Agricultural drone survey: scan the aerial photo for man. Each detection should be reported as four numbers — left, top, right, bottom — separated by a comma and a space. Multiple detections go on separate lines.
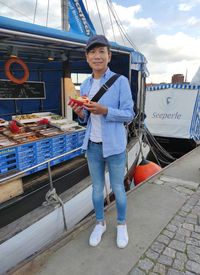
69, 34, 134, 248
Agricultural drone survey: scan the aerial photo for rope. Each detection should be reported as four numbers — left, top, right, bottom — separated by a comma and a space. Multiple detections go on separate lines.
94, 0, 105, 35
33, 0, 38, 23
44, 188, 68, 231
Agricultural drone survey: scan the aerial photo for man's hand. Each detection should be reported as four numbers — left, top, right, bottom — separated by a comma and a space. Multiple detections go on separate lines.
83, 101, 108, 115
68, 101, 84, 119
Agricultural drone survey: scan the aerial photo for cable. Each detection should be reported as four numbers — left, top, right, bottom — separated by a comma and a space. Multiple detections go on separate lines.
108, 0, 139, 51
106, 0, 116, 43
46, 0, 50, 27
0, 0, 33, 21
94, 0, 105, 35
33, 0, 38, 23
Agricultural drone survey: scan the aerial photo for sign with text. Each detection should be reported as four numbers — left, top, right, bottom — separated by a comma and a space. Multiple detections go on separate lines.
0, 80, 46, 99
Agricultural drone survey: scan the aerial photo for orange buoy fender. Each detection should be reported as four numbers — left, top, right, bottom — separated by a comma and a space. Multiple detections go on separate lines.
133, 158, 161, 186
5, 57, 29, 84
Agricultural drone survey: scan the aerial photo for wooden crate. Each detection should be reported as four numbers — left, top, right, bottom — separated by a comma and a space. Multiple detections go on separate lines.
0, 178, 23, 203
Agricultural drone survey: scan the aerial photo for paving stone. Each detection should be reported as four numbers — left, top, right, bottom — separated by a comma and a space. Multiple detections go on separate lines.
187, 245, 200, 255
167, 269, 185, 275
157, 254, 173, 266
166, 224, 178, 232
195, 225, 200, 233
171, 219, 182, 227
177, 228, 191, 237
174, 233, 186, 242
185, 271, 196, 275
178, 210, 188, 217
187, 197, 199, 206
169, 240, 186, 252
175, 186, 194, 195
138, 258, 154, 272
159, 176, 199, 189
151, 242, 165, 254
185, 237, 200, 246
176, 252, 188, 263
174, 215, 186, 223
129, 267, 146, 275
183, 223, 194, 231
191, 232, 200, 240
163, 247, 176, 258
163, 229, 175, 239
173, 259, 184, 271
187, 251, 200, 263
153, 263, 166, 274
182, 204, 194, 213
186, 260, 200, 274
145, 249, 159, 260
185, 216, 198, 225
192, 206, 200, 215
156, 234, 170, 245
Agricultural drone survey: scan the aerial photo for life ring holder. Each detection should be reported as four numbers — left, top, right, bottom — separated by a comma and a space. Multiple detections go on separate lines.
5, 57, 29, 84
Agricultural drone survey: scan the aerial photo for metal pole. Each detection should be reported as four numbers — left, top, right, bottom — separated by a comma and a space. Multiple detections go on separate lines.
61, 0, 69, 31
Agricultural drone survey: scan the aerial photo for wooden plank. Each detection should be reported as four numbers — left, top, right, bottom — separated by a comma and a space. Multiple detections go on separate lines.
0, 178, 23, 203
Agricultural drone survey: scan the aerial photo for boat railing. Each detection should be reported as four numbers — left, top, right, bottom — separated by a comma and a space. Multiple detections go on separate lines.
0, 146, 83, 230
0, 146, 82, 185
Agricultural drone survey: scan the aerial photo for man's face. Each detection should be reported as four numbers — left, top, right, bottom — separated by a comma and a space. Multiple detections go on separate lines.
86, 46, 111, 73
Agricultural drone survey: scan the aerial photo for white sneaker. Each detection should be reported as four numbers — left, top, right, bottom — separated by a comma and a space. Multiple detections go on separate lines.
117, 224, 129, 248
89, 223, 106, 247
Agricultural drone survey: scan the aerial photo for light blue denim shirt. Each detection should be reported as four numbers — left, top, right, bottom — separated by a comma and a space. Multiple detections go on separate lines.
79, 68, 134, 157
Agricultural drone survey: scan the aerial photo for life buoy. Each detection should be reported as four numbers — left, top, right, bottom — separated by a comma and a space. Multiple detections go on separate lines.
5, 57, 29, 84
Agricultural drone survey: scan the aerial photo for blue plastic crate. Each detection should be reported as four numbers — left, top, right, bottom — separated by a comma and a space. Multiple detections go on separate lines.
0, 147, 18, 175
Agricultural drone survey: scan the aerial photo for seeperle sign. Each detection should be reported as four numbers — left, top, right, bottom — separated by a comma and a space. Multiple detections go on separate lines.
145, 87, 200, 140
68, 0, 96, 36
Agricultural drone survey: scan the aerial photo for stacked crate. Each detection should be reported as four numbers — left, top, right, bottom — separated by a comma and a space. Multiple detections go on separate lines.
0, 130, 86, 177
0, 147, 18, 175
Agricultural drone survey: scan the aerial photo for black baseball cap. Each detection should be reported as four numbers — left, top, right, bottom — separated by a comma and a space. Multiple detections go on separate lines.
86, 35, 110, 51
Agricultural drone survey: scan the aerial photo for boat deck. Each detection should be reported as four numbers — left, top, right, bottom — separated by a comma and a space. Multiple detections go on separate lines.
10, 146, 200, 275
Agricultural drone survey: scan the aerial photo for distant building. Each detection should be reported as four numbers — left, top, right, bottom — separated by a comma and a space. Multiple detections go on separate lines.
171, 74, 184, 84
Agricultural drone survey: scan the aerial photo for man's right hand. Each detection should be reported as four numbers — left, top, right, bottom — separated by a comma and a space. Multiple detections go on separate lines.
68, 101, 84, 119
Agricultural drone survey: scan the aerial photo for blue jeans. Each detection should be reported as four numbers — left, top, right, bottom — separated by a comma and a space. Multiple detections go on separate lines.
87, 141, 127, 224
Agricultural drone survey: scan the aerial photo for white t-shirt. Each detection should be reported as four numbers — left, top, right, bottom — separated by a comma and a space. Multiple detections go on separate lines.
88, 79, 102, 142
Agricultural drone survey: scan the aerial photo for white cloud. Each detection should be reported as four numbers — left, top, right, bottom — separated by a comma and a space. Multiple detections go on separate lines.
178, 3, 194, 11
186, 16, 200, 27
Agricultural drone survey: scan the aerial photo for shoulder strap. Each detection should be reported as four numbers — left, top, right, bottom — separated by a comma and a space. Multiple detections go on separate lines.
91, 74, 120, 102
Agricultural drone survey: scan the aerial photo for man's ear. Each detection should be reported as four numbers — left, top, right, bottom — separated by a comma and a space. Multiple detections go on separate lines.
108, 51, 112, 63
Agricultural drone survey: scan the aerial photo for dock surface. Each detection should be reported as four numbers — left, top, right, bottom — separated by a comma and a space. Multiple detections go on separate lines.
12, 147, 200, 275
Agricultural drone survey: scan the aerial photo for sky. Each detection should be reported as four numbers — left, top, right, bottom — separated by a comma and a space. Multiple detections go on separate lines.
0, 0, 199, 83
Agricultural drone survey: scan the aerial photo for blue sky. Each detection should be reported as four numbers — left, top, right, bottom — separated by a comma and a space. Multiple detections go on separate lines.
0, 0, 199, 83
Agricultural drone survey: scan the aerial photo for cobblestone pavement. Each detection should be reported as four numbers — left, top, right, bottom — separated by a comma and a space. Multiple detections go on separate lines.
129, 175, 200, 275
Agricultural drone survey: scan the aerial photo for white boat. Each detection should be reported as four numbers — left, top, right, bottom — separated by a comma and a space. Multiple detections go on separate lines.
145, 77, 200, 166
0, 1, 148, 273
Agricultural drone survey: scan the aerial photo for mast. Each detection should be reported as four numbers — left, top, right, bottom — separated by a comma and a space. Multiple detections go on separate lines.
61, 0, 69, 31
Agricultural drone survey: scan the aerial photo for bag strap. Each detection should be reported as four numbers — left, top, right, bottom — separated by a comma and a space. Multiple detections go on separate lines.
91, 74, 120, 102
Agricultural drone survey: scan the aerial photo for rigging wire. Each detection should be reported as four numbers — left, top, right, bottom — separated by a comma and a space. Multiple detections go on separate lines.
106, 0, 116, 44
46, 0, 50, 27
33, 0, 38, 24
0, 0, 33, 21
108, 0, 139, 51
106, 0, 126, 46
94, 0, 105, 36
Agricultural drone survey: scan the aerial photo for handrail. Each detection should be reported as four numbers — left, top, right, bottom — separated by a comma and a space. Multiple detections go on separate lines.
0, 146, 82, 185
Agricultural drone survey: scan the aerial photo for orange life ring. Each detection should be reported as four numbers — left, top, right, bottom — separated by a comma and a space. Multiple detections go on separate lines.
5, 57, 29, 84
